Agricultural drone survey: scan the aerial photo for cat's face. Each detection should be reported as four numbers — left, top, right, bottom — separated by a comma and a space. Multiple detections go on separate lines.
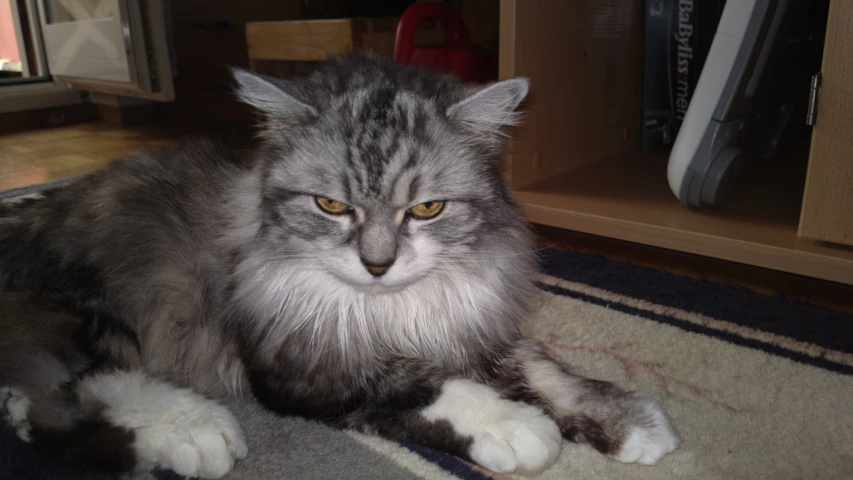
233, 54, 530, 292
261, 121, 504, 291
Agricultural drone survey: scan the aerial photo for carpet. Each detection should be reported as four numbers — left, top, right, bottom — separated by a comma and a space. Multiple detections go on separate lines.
2, 180, 852, 480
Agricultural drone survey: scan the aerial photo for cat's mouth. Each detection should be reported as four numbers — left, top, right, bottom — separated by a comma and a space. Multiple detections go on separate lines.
328, 268, 424, 294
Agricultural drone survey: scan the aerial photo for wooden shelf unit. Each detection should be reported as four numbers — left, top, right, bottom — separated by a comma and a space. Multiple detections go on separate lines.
499, 0, 853, 285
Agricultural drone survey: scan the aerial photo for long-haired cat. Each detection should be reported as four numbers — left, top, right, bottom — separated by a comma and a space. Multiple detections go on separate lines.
0, 53, 678, 478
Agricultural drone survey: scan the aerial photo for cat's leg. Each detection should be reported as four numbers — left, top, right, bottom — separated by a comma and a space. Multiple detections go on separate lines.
10, 370, 247, 479
329, 360, 562, 474
490, 339, 679, 465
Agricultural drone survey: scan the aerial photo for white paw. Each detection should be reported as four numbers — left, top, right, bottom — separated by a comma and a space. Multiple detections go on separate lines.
78, 372, 248, 479
614, 397, 679, 465
422, 379, 561, 474
1, 386, 32, 442
469, 410, 562, 473
133, 411, 248, 479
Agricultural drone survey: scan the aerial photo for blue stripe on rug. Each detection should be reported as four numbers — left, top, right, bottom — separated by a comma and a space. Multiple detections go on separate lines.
537, 281, 853, 376
537, 248, 853, 355
398, 441, 492, 480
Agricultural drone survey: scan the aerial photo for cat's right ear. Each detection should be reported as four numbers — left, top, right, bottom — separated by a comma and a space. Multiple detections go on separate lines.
230, 67, 317, 123
447, 77, 530, 150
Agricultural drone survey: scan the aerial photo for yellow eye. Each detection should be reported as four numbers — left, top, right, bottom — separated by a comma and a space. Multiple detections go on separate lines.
408, 201, 444, 219
315, 196, 352, 215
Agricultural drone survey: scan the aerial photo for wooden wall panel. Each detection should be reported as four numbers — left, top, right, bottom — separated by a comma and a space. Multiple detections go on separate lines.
499, 0, 644, 189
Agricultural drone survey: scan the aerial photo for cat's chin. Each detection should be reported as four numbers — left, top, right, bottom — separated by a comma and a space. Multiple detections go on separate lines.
349, 283, 410, 294
330, 272, 422, 295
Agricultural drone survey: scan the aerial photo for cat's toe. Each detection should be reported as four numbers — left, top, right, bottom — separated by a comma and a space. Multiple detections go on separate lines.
133, 405, 247, 479
216, 414, 249, 460
613, 396, 679, 465
2, 387, 30, 423
2, 387, 32, 442
472, 415, 562, 474
184, 425, 237, 478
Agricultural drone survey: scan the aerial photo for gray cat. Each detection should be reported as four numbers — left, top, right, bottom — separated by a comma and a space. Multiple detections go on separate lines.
0, 53, 678, 478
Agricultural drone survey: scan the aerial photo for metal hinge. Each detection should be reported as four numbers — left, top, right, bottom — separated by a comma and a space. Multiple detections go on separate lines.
806, 72, 822, 126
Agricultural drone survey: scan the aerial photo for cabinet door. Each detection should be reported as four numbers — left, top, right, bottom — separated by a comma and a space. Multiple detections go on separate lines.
38, 0, 175, 101
799, 0, 853, 246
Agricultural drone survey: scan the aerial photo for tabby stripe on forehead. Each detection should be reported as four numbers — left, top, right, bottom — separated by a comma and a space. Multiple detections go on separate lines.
365, 148, 384, 196
362, 133, 404, 196
412, 108, 428, 139
341, 173, 352, 199
402, 151, 419, 172
385, 152, 417, 204
395, 103, 409, 132
407, 175, 421, 204
353, 169, 365, 193
385, 135, 402, 162
345, 142, 357, 168
375, 136, 403, 185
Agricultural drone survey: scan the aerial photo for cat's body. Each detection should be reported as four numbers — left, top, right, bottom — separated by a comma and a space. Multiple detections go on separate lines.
0, 53, 678, 478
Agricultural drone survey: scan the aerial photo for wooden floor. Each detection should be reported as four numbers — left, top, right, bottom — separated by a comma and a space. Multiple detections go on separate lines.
1, 121, 851, 314
0, 120, 254, 191
0, 122, 182, 191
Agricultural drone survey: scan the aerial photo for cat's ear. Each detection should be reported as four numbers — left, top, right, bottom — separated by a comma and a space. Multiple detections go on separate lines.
230, 67, 317, 122
447, 78, 529, 139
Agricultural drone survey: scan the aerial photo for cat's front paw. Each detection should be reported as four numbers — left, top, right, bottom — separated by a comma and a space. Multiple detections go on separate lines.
422, 379, 561, 474
469, 409, 562, 474
79, 372, 248, 479
133, 409, 248, 479
613, 395, 679, 465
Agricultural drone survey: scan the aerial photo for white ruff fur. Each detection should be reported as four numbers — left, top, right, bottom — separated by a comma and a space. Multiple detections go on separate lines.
78, 372, 248, 479
421, 379, 561, 474
235, 254, 519, 369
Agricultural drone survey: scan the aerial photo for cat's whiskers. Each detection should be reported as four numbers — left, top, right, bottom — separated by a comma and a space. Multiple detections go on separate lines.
439, 244, 559, 259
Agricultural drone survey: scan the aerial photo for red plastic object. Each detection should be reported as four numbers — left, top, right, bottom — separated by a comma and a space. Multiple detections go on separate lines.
393, 2, 496, 83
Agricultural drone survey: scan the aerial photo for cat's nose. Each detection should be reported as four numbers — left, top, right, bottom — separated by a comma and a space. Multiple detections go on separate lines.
361, 259, 393, 277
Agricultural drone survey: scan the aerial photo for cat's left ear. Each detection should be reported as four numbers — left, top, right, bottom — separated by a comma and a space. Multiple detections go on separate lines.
230, 67, 317, 124
447, 78, 529, 140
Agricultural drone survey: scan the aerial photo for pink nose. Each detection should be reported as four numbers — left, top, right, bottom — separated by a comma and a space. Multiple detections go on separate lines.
364, 263, 391, 277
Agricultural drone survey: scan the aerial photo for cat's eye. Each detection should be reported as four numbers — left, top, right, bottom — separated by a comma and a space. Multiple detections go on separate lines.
408, 201, 444, 219
316, 196, 352, 215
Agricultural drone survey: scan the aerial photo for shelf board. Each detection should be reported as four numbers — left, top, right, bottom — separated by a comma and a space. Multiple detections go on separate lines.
514, 149, 853, 285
